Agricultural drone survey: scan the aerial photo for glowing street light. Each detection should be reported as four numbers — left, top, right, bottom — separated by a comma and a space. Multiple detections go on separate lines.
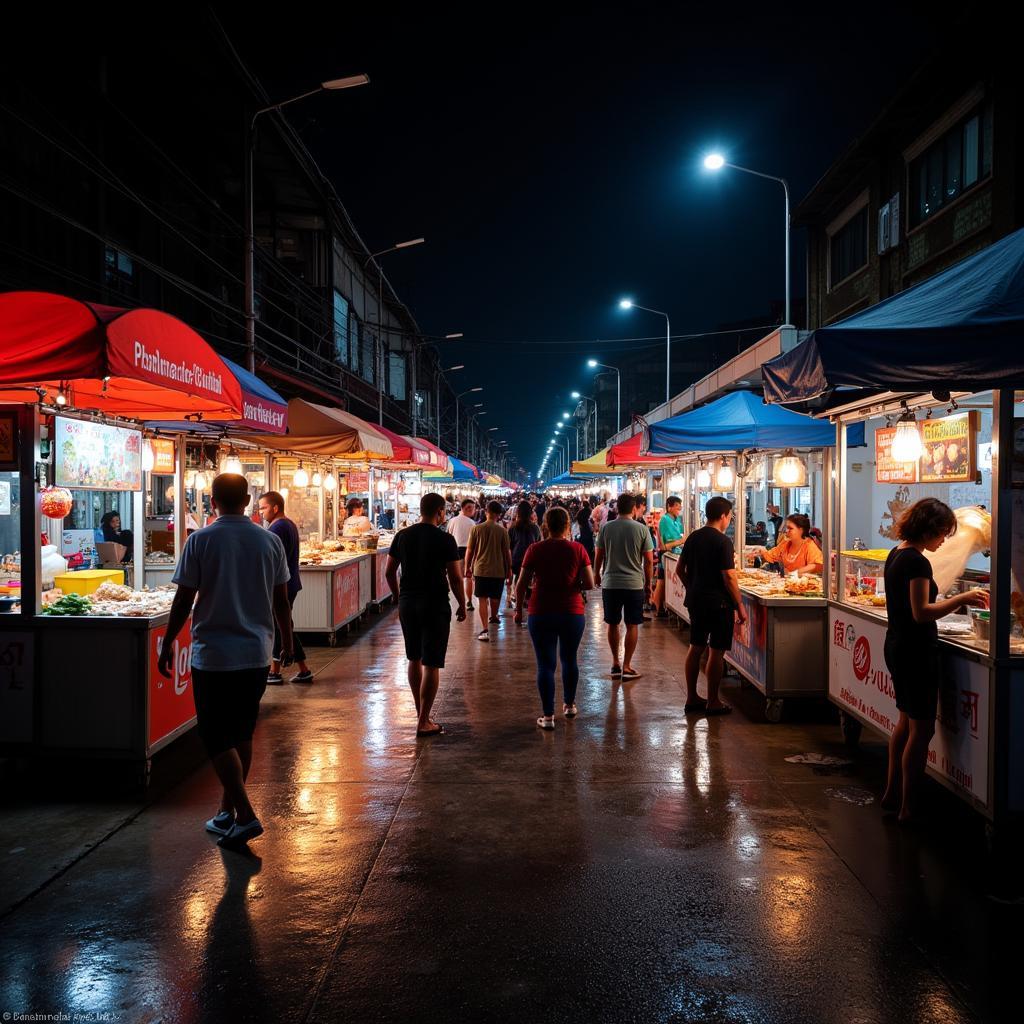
587, 358, 621, 432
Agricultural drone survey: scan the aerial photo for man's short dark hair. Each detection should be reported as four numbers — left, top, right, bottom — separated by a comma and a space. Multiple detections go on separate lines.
346, 497, 363, 512
487, 500, 503, 516
461, 498, 476, 510
635, 496, 647, 507
666, 495, 682, 509
211, 473, 249, 514
261, 490, 285, 513
616, 493, 635, 515
705, 496, 733, 522
421, 492, 446, 519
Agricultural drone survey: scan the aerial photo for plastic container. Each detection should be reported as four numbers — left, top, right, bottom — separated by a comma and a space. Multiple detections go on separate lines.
969, 608, 991, 642
53, 569, 125, 595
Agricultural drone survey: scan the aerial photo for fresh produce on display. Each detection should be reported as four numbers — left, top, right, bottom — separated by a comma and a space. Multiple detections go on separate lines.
40, 583, 177, 617
41, 592, 93, 616
39, 486, 73, 519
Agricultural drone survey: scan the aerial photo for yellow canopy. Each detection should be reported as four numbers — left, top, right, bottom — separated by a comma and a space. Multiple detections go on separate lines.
571, 447, 612, 475
237, 399, 393, 461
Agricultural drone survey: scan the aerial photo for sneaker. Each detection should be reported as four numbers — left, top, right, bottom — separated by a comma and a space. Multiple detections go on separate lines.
489, 616, 500, 624
217, 817, 264, 850
466, 601, 475, 611
290, 670, 314, 683
477, 630, 490, 642
205, 811, 234, 836
563, 703, 578, 718
266, 672, 284, 684
537, 716, 555, 730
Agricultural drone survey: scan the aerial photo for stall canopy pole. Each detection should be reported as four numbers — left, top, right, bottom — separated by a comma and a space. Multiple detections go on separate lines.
823, 447, 834, 601
21, 406, 41, 615
132, 483, 144, 579
174, 434, 187, 563
991, 389, 1013, 664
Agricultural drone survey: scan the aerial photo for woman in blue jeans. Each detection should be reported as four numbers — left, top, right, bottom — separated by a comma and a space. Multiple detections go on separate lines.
514, 507, 595, 729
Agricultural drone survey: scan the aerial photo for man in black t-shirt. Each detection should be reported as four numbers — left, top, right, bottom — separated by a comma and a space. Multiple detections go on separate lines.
677, 496, 746, 716
386, 492, 467, 737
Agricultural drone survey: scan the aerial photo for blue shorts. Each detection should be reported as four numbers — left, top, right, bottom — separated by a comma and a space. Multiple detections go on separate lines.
602, 588, 645, 626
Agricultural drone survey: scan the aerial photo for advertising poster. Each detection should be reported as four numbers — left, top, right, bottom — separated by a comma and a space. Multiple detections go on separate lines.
727, 593, 767, 686
376, 552, 392, 601
662, 555, 688, 620
875, 426, 919, 484
828, 607, 988, 805
148, 619, 196, 746
334, 563, 361, 625
150, 439, 176, 474
56, 417, 142, 491
919, 411, 978, 483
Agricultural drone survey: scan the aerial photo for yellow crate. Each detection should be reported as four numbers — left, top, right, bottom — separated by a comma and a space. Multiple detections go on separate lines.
53, 569, 125, 595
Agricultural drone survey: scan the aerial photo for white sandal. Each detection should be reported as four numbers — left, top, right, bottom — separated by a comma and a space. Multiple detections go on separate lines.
537, 716, 555, 730
563, 703, 578, 718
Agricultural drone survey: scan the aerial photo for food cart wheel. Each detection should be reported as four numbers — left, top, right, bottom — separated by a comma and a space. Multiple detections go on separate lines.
764, 698, 784, 724
839, 712, 862, 747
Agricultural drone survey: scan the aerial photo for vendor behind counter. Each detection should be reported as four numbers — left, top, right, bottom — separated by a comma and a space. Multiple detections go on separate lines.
749, 513, 823, 576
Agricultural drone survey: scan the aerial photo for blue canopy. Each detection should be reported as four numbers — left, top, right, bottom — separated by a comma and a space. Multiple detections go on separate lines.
643, 391, 848, 454
542, 471, 596, 488
762, 226, 1024, 404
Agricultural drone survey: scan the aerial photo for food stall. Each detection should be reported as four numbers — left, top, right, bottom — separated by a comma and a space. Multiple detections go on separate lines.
240, 399, 396, 642
635, 391, 848, 720
0, 291, 246, 779
762, 227, 1024, 827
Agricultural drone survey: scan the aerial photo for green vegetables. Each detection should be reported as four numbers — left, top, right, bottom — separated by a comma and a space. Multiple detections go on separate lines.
42, 593, 94, 616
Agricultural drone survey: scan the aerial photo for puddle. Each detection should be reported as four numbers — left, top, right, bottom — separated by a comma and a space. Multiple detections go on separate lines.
824, 786, 876, 806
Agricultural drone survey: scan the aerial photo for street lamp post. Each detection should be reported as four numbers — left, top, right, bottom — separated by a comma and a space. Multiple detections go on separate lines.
571, 391, 597, 458
411, 332, 462, 441
587, 359, 621, 434
703, 153, 792, 328
454, 388, 482, 459
619, 299, 670, 405
436, 363, 465, 446
245, 74, 369, 373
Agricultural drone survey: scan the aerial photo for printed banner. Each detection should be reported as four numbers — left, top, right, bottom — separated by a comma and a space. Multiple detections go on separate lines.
663, 554, 688, 620
727, 593, 767, 686
919, 411, 978, 483
148, 619, 196, 746
150, 438, 176, 474
375, 551, 392, 601
56, 416, 142, 491
875, 426, 919, 484
333, 562, 362, 625
828, 607, 988, 804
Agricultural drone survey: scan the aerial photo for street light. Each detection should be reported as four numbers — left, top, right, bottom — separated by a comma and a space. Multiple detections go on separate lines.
571, 391, 598, 457
365, 238, 426, 425
619, 298, 670, 405
245, 73, 370, 372
703, 152, 792, 327
587, 359, 621, 433
454, 386, 482, 458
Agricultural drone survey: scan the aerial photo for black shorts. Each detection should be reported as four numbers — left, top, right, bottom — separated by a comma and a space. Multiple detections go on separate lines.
688, 605, 735, 651
602, 588, 645, 626
457, 546, 467, 562
399, 596, 452, 668
884, 635, 940, 720
474, 576, 505, 600
656, 565, 666, 581
191, 666, 268, 757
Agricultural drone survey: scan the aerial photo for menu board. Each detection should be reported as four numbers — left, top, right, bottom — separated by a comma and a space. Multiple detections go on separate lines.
347, 471, 369, 493
150, 439, 176, 474
875, 427, 919, 484
55, 417, 142, 491
919, 411, 978, 483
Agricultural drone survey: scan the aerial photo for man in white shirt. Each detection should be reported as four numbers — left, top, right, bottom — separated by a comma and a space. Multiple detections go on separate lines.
446, 498, 478, 611
160, 473, 293, 851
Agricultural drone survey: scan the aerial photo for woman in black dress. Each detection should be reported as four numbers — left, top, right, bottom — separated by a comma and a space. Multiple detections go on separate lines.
881, 498, 987, 823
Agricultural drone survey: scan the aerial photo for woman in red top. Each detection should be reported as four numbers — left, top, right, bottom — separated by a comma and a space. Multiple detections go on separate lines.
514, 507, 595, 729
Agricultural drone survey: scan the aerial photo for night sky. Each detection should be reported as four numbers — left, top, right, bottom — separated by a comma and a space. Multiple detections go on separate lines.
223, 8, 945, 479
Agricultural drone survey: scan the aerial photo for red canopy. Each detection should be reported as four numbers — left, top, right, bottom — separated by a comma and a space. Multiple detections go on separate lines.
608, 432, 675, 467
407, 436, 449, 470
372, 426, 431, 467
0, 292, 243, 420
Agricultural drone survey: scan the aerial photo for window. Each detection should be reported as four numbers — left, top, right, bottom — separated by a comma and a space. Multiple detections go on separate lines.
104, 247, 136, 297
909, 104, 992, 228
359, 323, 375, 384
332, 291, 349, 366
388, 352, 407, 401
829, 206, 868, 288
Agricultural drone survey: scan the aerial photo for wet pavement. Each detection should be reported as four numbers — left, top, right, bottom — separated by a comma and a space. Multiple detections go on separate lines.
0, 599, 1016, 1023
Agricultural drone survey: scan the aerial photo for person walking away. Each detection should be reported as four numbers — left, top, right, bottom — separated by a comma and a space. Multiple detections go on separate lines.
880, 498, 987, 823
159, 473, 293, 850
575, 507, 596, 604
655, 495, 685, 618
508, 500, 542, 614
593, 493, 653, 680
258, 491, 313, 683
465, 500, 512, 641
514, 507, 594, 729
386, 492, 467, 737
447, 499, 478, 611
677, 496, 745, 716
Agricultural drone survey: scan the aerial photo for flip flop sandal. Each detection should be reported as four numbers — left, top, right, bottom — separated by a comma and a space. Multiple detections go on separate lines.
610, 666, 623, 677
705, 704, 733, 716
621, 669, 642, 681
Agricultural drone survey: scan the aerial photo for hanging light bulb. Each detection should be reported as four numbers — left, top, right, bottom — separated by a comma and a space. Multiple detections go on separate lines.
280, 486, 289, 500
193, 470, 208, 491
323, 472, 337, 491
715, 460, 734, 490
223, 446, 243, 475
55, 387, 67, 407
774, 448, 807, 487
668, 473, 685, 493
696, 465, 712, 489
312, 468, 323, 487
377, 479, 390, 494
141, 441, 155, 472
891, 410, 923, 463
292, 461, 309, 487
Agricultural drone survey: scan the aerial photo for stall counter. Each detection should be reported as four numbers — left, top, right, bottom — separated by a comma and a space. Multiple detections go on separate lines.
370, 546, 393, 606
661, 553, 828, 721
292, 554, 372, 643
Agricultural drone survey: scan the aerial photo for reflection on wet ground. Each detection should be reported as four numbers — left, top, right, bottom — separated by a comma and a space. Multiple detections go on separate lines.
0, 600, 1013, 1022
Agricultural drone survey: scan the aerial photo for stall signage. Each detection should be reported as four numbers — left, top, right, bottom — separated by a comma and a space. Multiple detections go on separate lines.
919, 411, 978, 483
150, 439, 175, 474
334, 563, 361, 625
241, 396, 287, 434
55, 417, 142, 491
148, 619, 196, 746
347, 472, 369, 494
727, 594, 767, 686
875, 427, 919, 484
662, 554, 688, 620
828, 607, 988, 805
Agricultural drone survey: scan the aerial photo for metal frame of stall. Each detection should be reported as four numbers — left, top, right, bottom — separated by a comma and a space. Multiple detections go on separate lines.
825, 388, 1023, 826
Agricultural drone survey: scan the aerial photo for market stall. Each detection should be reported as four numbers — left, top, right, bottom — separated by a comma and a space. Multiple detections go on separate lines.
0, 291, 246, 775
762, 227, 1024, 825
